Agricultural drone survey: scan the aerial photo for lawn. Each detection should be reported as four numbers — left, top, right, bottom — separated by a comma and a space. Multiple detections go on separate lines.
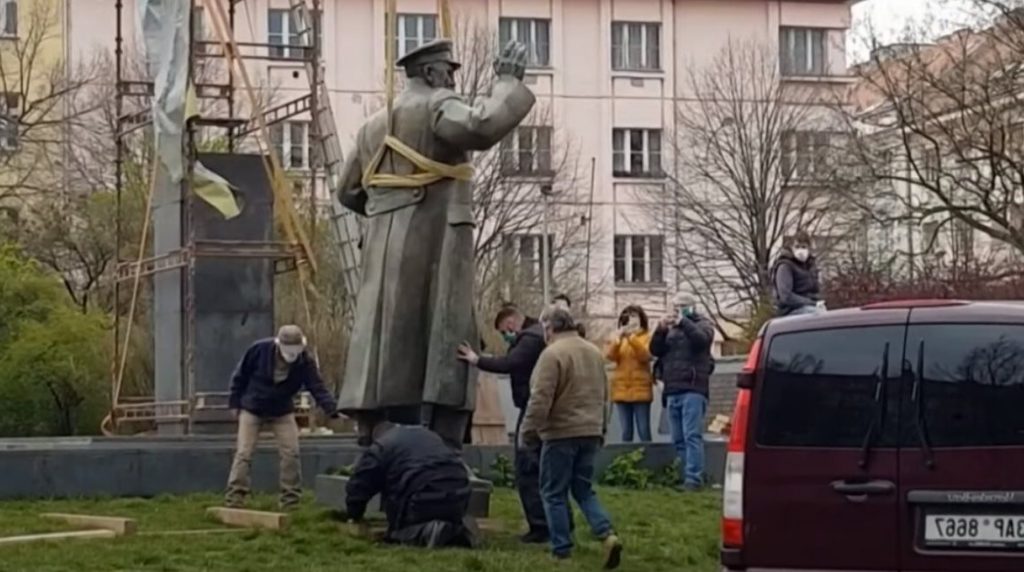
0, 488, 721, 572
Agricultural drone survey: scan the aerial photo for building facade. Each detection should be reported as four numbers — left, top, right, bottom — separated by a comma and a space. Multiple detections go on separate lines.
68, 0, 860, 336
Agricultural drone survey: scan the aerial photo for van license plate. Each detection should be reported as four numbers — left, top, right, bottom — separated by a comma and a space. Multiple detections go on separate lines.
925, 515, 1024, 548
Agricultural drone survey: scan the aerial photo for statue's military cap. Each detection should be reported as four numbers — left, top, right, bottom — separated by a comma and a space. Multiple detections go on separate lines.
395, 38, 461, 70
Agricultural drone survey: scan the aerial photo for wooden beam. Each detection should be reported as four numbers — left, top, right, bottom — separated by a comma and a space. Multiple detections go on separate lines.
139, 528, 248, 537
0, 530, 116, 546
40, 513, 137, 536
205, 507, 289, 531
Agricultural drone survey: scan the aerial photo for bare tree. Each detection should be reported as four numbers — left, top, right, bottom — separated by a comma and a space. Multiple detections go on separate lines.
0, 1, 101, 202
845, 1, 1024, 273
643, 39, 855, 332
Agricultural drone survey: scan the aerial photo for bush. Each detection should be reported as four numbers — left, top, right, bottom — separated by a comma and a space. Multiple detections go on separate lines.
488, 454, 515, 488
0, 246, 110, 436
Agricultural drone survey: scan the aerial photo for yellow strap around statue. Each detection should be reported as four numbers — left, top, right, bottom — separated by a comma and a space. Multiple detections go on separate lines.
361, 134, 473, 189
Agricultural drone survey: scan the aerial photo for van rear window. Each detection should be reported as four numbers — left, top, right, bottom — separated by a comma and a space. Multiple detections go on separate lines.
756, 326, 904, 448
906, 324, 1024, 447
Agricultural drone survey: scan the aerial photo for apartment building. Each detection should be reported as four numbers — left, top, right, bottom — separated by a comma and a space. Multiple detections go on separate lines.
69, 0, 860, 328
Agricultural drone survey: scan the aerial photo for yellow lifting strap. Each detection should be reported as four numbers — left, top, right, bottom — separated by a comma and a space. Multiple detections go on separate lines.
363, 0, 472, 190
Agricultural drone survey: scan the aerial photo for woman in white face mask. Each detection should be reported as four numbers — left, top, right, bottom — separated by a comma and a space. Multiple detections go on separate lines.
771, 231, 824, 317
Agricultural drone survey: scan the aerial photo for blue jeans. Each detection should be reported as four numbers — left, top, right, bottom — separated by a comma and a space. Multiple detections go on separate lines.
666, 392, 708, 487
539, 437, 615, 557
615, 402, 652, 442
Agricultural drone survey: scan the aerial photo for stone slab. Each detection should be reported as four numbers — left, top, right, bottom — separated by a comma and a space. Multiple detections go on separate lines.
0, 438, 724, 499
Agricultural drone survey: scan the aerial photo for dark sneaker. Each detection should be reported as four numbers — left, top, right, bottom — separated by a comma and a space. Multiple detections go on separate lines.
520, 529, 550, 544
223, 497, 245, 509
602, 534, 623, 570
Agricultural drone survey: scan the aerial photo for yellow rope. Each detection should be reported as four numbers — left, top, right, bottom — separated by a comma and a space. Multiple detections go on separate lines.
438, 0, 452, 38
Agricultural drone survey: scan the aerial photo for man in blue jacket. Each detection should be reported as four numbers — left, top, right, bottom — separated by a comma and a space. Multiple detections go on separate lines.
650, 294, 715, 491
225, 325, 339, 509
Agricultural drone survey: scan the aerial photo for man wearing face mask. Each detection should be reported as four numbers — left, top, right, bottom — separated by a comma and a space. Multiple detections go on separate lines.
225, 325, 339, 510
456, 305, 556, 543
772, 231, 824, 317
650, 294, 715, 491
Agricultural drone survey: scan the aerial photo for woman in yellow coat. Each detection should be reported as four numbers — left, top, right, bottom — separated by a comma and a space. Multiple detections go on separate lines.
605, 305, 654, 442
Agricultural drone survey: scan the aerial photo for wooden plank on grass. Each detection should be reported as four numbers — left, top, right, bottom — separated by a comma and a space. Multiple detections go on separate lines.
140, 528, 249, 537
0, 530, 116, 546
41, 513, 137, 536
205, 507, 289, 531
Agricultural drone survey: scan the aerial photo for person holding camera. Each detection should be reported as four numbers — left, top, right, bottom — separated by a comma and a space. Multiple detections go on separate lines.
650, 294, 715, 491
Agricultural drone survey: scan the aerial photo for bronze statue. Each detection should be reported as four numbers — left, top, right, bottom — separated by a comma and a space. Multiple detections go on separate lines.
336, 39, 535, 447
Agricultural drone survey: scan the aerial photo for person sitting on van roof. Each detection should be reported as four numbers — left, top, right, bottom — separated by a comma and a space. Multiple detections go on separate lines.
772, 231, 824, 317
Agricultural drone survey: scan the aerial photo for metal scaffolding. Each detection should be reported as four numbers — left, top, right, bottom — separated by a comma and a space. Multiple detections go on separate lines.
109, 0, 326, 434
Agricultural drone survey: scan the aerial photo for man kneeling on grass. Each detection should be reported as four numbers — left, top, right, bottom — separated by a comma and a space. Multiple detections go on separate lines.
345, 422, 477, 549
520, 308, 623, 569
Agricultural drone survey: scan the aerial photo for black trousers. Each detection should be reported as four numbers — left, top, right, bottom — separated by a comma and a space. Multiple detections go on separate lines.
515, 408, 566, 534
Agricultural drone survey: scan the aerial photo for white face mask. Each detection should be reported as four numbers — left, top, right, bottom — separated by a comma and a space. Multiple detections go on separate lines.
280, 349, 302, 363
793, 248, 810, 262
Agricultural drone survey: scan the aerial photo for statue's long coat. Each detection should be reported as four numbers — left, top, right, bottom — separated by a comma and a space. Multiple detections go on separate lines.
336, 76, 536, 415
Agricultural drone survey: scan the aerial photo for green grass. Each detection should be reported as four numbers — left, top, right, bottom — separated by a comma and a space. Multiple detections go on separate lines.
0, 488, 720, 572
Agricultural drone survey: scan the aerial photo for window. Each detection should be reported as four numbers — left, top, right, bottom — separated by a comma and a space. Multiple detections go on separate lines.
270, 121, 311, 169
0, 92, 19, 152
192, 7, 208, 54
782, 131, 830, 178
505, 234, 554, 287
757, 326, 905, 448
268, 8, 320, 59
1, 0, 16, 38
906, 324, 1024, 447
921, 221, 941, 252
395, 14, 437, 59
920, 149, 940, 184
612, 22, 660, 71
952, 219, 974, 262
500, 126, 552, 176
614, 235, 664, 284
781, 27, 826, 77
499, 18, 550, 67
613, 128, 662, 177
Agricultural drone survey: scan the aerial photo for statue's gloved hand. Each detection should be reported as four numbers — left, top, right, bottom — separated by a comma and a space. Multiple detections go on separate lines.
493, 41, 529, 81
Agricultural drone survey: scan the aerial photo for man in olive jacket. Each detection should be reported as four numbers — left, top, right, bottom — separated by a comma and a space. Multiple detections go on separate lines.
521, 308, 623, 569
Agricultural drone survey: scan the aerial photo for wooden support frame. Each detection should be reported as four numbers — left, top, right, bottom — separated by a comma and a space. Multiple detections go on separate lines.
0, 530, 117, 546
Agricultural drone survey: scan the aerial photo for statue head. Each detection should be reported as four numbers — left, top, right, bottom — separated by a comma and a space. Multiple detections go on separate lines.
397, 38, 461, 90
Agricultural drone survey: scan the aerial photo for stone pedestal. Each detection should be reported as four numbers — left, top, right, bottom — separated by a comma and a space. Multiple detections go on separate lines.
314, 474, 493, 518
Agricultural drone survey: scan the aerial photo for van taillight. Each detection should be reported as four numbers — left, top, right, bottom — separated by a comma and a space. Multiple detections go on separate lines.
722, 387, 751, 548
736, 337, 763, 389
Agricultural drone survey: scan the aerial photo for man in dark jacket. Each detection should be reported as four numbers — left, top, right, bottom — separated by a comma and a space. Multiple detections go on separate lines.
345, 422, 477, 548
457, 305, 557, 543
225, 325, 339, 509
650, 294, 715, 490
772, 232, 824, 317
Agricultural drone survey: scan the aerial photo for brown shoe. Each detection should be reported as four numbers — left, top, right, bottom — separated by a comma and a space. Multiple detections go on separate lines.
602, 534, 623, 570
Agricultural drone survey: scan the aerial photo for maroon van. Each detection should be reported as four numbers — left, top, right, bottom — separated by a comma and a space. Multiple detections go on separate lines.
722, 300, 1024, 572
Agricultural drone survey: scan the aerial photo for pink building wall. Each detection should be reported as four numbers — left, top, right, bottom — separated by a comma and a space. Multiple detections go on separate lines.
69, 0, 858, 325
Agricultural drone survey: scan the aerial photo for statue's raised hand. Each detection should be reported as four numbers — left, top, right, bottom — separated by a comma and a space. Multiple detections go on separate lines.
494, 41, 528, 81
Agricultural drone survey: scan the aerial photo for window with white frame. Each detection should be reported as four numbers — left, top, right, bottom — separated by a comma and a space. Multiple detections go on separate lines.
499, 18, 550, 67
1, 0, 16, 38
782, 131, 831, 178
780, 27, 827, 77
952, 219, 975, 262
612, 22, 660, 71
501, 126, 552, 176
0, 92, 19, 153
395, 14, 437, 59
505, 233, 554, 287
270, 121, 311, 170
268, 8, 320, 59
613, 128, 662, 177
614, 235, 664, 284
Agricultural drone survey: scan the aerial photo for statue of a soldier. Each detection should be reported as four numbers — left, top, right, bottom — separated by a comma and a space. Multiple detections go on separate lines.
336, 39, 535, 448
